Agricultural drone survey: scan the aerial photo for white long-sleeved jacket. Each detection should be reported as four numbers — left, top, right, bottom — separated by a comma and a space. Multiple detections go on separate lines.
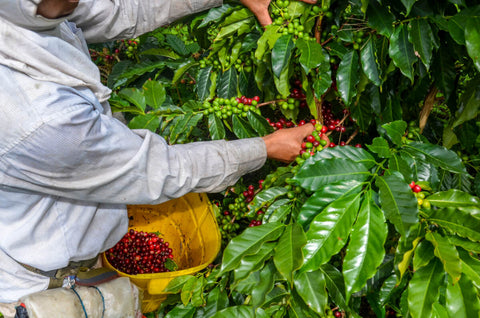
0, 0, 266, 302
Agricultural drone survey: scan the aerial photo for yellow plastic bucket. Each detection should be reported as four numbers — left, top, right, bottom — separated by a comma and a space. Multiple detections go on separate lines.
102, 193, 221, 313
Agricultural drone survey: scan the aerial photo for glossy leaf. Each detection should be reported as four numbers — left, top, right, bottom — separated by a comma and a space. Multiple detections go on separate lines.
271, 35, 295, 78
169, 113, 203, 144
360, 36, 381, 86
425, 232, 462, 283
313, 58, 333, 98
403, 142, 466, 174
196, 66, 213, 101
427, 189, 480, 207
232, 115, 257, 139
215, 11, 255, 41
208, 114, 226, 140
172, 59, 197, 84
296, 38, 325, 74
432, 46, 457, 102
199, 286, 230, 317
247, 111, 274, 136
143, 79, 166, 109
465, 17, 480, 72
424, 207, 480, 242
273, 223, 307, 286
380, 120, 408, 147
366, 137, 392, 158
367, 2, 395, 37
413, 240, 435, 271
301, 192, 361, 271
181, 275, 198, 305
234, 242, 276, 282
451, 76, 480, 129
128, 113, 160, 132
407, 258, 445, 318
343, 192, 388, 302
337, 50, 360, 106
388, 153, 414, 181
219, 222, 285, 274
458, 248, 480, 287
118, 87, 146, 112
197, 4, 235, 28
164, 275, 195, 293
446, 274, 480, 317
448, 235, 480, 253
376, 172, 419, 236
294, 158, 372, 192
210, 305, 255, 318
250, 187, 288, 212
255, 25, 282, 61
217, 67, 238, 99
319, 264, 348, 310
408, 19, 434, 69
305, 146, 377, 167
294, 270, 328, 315
252, 262, 276, 308
164, 303, 196, 318
166, 34, 189, 56
297, 180, 364, 228
389, 24, 417, 82
432, 303, 449, 318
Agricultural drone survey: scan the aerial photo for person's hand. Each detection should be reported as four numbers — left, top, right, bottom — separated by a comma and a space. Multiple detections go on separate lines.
262, 123, 315, 163
240, 0, 318, 26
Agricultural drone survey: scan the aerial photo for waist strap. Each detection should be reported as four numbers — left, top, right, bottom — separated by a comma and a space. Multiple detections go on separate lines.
18, 256, 100, 289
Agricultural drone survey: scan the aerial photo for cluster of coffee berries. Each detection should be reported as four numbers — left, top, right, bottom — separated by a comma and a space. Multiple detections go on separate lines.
202, 96, 261, 119
409, 181, 431, 209
270, 1, 316, 40
199, 58, 221, 70
322, 104, 347, 132
106, 229, 174, 275
122, 39, 139, 59
266, 117, 295, 129
89, 48, 115, 64
163, 24, 193, 44
232, 53, 254, 73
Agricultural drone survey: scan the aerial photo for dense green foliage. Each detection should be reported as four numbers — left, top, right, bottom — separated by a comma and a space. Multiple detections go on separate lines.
90, 0, 480, 317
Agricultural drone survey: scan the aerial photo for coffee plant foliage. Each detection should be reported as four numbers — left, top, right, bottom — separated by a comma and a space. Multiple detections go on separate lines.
92, 0, 480, 316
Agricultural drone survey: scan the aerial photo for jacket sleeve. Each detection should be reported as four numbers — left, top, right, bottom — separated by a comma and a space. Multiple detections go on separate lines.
0, 100, 266, 205
69, 0, 223, 43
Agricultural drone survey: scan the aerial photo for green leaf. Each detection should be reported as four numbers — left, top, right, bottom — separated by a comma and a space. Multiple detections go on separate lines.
465, 18, 480, 72
139, 48, 179, 59
380, 120, 407, 147
208, 114, 226, 140
198, 4, 235, 28
232, 115, 257, 139
247, 111, 274, 136
250, 187, 288, 213
389, 24, 417, 82
427, 189, 480, 208
108, 60, 165, 88
166, 34, 189, 56
210, 305, 255, 318
376, 172, 419, 236
408, 19, 434, 69
407, 258, 445, 318
306, 144, 377, 167
294, 270, 328, 315
172, 59, 197, 84
118, 87, 146, 112
413, 240, 435, 271
319, 264, 348, 310
219, 222, 285, 275
274, 62, 292, 98
169, 113, 203, 144
271, 35, 295, 78
294, 159, 372, 192
451, 76, 480, 129
215, 10, 255, 41
401, 0, 417, 16
181, 275, 198, 305
273, 223, 307, 286
403, 142, 466, 174
432, 46, 457, 102
425, 232, 462, 283
255, 25, 282, 61
366, 2, 395, 37
458, 248, 480, 287
366, 137, 392, 158
424, 207, 480, 242
301, 192, 361, 271
196, 66, 213, 101
296, 38, 326, 74
217, 68, 238, 99
297, 180, 364, 228
199, 286, 230, 317
448, 235, 480, 253
337, 50, 360, 106
446, 274, 480, 318
127, 113, 160, 132
343, 192, 388, 302
432, 303, 449, 318
142, 79, 166, 109
252, 262, 276, 308
313, 58, 333, 98
360, 36, 382, 86
164, 303, 196, 318
388, 153, 414, 182
234, 242, 276, 282
164, 275, 194, 293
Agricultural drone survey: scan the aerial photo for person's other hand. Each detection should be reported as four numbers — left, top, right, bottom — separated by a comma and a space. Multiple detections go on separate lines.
240, 0, 317, 26
262, 123, 315, 163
